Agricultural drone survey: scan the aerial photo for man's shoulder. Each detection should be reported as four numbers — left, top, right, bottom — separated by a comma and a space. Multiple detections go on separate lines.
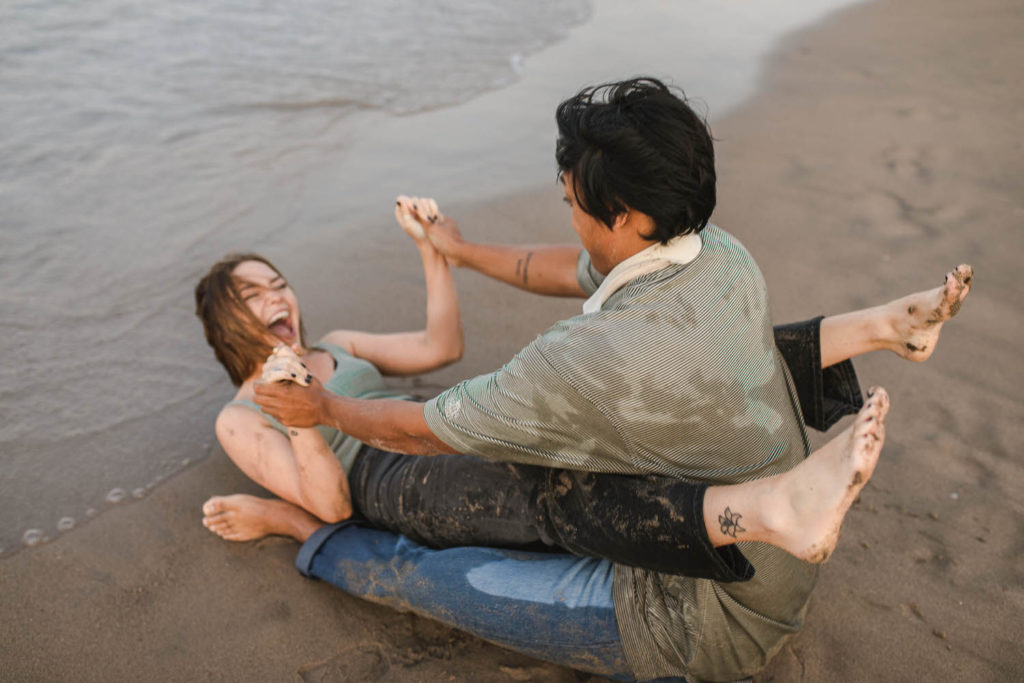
689, 224, 761, 284
536, 225, 772, 384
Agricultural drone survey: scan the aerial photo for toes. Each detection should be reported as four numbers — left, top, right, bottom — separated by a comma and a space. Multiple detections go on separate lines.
871, 387, 890, 417
859, 387, 889, 428
202, 497, 225, 516
864, 387, 888, 419
953, 263, 973, 289
942, 264, 973, 318
952, 263, 972, 313
855, 388, 888, 449
206, 520, 233, 537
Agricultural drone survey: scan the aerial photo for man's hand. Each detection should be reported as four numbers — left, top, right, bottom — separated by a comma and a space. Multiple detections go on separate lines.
423, 215, 466, 267
262, 345, 312, 386
253, 376, 327, 428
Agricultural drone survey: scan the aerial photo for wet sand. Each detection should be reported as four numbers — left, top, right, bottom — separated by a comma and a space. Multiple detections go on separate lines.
3, 0, 1023, 680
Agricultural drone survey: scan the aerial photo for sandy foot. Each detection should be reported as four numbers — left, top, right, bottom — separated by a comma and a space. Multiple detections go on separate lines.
887, 264, 973, 361
201, 494, 321, 543
773, 387, 890, 562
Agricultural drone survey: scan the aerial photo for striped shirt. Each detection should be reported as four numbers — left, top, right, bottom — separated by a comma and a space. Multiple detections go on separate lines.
424, 225, 816, 681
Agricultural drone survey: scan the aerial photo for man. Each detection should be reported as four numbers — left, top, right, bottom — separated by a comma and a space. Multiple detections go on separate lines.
252, 78, 919, 680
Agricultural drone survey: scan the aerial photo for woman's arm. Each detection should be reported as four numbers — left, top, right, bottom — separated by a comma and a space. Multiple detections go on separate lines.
215, 405, 353, 523
322, 199, 464, 376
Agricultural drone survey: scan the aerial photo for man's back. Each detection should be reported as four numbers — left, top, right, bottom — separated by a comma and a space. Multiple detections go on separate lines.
426, 225, 815, 680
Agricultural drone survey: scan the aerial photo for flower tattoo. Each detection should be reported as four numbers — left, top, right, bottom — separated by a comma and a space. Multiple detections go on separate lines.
718, 507, 746, 539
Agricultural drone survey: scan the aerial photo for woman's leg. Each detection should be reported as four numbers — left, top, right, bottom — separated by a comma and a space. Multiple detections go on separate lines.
350, 446, 752, 581
348, 447, 548, 550
350, 392, 888, 577
294, 523, 636, 680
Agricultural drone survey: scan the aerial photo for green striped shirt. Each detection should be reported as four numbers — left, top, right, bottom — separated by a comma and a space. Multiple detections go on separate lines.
424, 225, 815, 680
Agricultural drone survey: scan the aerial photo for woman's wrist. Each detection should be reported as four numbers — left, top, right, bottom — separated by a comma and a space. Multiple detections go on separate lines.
438, 236, 468, 268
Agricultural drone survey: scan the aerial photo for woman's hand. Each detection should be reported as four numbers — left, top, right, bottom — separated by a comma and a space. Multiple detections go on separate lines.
395, 195, 439, 241
261, 345, 312, 386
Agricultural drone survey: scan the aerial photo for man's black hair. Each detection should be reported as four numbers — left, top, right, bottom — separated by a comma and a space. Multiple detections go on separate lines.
555, 77, 716, 243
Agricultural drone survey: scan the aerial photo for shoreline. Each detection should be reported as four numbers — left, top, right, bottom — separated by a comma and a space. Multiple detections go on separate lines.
2, 0, 871, 559
4, 0, 1023, 679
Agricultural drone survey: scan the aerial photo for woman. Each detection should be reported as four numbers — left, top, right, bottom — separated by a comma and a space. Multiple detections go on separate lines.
195, 196, 971, 580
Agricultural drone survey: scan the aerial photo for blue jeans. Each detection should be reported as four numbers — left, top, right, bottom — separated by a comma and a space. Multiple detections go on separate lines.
296, 522, 685, 681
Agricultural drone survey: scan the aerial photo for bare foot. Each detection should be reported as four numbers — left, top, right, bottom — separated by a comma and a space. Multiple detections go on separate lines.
201, 494, 322, 543
885, 264, 973, 361
770, 387, 890, 562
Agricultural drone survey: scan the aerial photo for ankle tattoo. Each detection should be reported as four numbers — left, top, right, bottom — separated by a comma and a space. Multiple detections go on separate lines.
718, 507, 746, 538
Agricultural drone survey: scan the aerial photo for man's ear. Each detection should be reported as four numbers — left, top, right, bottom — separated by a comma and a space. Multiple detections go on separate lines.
610, 209, 631, 232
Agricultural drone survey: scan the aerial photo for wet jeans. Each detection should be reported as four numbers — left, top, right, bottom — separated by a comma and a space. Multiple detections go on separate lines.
296, 523, 646, 679
297, 317, 862, 680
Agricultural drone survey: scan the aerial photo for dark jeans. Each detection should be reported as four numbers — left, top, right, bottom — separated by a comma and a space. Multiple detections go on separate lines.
346, 316, 863, 582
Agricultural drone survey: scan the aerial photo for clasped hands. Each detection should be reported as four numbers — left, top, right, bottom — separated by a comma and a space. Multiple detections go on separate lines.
395, 195, 464, 265
253, 345, 326, 428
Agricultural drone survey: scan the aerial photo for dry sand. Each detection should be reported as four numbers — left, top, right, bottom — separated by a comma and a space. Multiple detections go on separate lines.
3, 0, 1022, 680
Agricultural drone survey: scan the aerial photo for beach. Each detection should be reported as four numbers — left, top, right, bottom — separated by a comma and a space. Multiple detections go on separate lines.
3, 0, 1023, 680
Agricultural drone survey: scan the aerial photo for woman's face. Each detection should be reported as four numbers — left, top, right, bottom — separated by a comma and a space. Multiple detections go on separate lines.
231, 260, 302, 347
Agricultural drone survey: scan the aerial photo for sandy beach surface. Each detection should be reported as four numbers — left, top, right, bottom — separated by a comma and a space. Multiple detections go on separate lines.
3, 0, 1022, 680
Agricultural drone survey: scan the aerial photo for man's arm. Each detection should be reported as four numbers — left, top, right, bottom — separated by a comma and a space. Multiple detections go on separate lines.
253, 378, 453, 456
422, 215, 586, 298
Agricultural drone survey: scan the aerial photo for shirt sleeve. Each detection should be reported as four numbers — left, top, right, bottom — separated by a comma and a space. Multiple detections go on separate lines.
576, 249, 605, 296
423, 337, 632, 473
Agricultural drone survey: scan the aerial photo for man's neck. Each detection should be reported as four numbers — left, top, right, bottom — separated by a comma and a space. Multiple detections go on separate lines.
592, 211, 660, 275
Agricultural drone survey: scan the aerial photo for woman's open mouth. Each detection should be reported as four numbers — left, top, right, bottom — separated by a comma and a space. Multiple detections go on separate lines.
267, 309, 296, 342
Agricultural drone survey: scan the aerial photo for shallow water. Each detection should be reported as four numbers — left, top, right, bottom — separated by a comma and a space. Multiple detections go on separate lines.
0, 0, 590, 556
0, 0, 865, 556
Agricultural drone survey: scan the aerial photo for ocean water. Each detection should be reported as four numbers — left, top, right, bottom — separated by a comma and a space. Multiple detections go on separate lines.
0, 0, 866, 557
0, 0, 590, 556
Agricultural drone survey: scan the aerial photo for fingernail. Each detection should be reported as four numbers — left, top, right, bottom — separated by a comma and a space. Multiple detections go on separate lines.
305, 374, 313, 384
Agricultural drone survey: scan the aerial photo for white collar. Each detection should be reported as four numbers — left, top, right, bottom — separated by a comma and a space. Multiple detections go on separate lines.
582, 232, 702, 314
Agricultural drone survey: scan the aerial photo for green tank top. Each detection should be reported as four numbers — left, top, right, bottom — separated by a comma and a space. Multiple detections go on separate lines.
227, 342, 407, 473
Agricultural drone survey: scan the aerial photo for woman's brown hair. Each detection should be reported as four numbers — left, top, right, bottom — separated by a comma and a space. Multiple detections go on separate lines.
194, 253, 304, 386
